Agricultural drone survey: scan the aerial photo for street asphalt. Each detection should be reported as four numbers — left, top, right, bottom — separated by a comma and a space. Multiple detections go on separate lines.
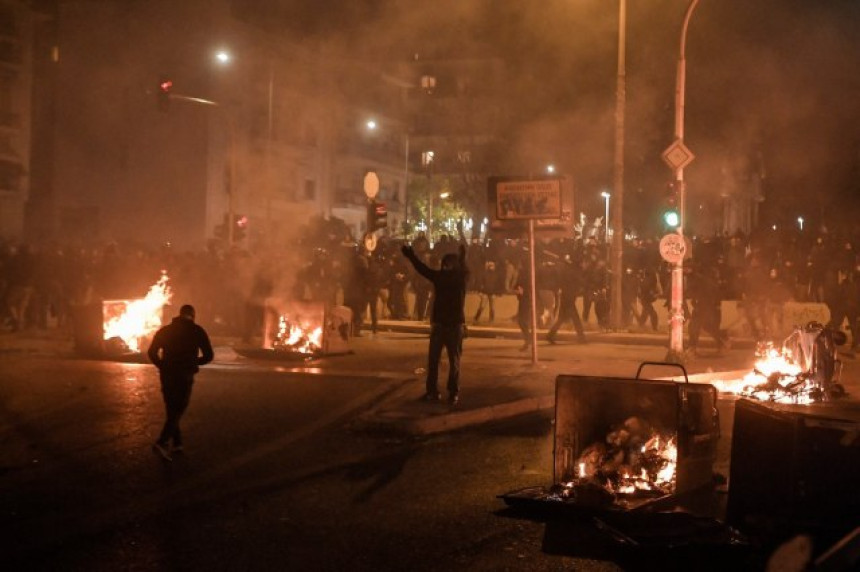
5, 318, 858, 437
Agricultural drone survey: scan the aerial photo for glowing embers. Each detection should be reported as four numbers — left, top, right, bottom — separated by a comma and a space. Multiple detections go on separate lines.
272, 314, 323, 355
102, 272, 172, 354
551, 417, 678, 508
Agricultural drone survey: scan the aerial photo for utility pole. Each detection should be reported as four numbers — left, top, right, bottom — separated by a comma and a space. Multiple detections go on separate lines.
665, 0, 701, 362
609, 0, 626, 332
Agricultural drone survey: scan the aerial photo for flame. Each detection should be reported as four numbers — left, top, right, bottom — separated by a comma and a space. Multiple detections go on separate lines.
712, 342, 814, 404
273, 315, 322, 354
564, 432, 678, 499
102, 272, 173, 353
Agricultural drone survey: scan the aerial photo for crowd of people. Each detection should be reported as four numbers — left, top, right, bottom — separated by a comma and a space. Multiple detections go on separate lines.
3, 224, 860, 352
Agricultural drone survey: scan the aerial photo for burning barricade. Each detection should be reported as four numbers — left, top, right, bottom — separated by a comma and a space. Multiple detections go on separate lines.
235, 299, 352, 361
713, 322, 846, 404
72, 272, 173, 360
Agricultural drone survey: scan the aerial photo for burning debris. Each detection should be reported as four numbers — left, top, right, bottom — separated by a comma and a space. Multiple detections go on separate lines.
245, 299, 352, 360
102, 272, 173, 354
713, 322, 846, 404
550, 416, 678, 509
500, 373, 718, 517
272, 314, 323, 355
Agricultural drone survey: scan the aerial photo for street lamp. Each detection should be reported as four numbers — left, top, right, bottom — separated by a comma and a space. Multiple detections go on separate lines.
546, 164, 556, 174
601, 191, 611, 243
365, 117, 410, 232
797, 216, 804, 231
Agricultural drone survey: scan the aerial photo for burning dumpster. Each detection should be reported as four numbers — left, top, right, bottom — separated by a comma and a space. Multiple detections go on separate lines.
235, 299, 352, 361
501, 363, 720, 515
71, 272, 172, 360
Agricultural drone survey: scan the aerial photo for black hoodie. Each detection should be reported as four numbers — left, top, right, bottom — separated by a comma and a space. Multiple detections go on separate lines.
147, 316, 214, 374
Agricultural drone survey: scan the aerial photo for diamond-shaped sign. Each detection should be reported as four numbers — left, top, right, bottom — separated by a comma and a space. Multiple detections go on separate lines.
662, 140, 695, 171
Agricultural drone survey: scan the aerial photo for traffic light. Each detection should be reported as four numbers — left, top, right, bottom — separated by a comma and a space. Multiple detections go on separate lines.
366, 201, 388, 231
157, 77, 173, 112
662, 181, 680, 229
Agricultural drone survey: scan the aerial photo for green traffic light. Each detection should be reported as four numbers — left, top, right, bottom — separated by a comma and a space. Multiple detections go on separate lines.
663, 210, 680, 228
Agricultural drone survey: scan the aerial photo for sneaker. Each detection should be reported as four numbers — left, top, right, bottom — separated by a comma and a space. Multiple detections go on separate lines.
546, 333, 557, 345
152, 442, 172, 462
449, 393, 459, 406
422, 392, 442, 402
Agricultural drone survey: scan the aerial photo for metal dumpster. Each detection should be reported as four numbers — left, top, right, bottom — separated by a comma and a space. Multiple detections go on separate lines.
501, 362, 720, 516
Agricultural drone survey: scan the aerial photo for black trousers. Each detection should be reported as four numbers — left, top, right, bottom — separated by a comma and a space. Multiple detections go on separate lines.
548, 297, 585, 337
157, 371, 195, 447
426, 323, 465, 396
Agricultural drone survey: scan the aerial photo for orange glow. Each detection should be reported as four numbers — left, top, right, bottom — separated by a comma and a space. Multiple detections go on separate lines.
563, 432, 678, 498
273, 315, 323, 354
102, 272, 173, 353
712, 342, 814, 404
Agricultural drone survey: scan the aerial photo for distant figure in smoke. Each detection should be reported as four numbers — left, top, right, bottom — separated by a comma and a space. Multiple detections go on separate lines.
401, 233, 468, 405
688, 265, 731, 356
147, 304, 214, 461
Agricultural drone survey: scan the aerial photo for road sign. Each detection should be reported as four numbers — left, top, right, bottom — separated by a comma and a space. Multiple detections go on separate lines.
363, 171, 379, 199
662, 139, 695, 171
492, 178, 562, 220
363, 232, 378, 252
659, 233, 687, 264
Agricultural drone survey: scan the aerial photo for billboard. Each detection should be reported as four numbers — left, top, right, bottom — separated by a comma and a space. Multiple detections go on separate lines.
487, 176, 574, 236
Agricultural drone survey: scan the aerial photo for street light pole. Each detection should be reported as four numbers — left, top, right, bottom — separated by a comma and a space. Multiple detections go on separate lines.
602, 191, 611, 243
667, 0, 700, 360
428, 190, 433, 244
404, 133, 410, 228
609, 0, 626, 332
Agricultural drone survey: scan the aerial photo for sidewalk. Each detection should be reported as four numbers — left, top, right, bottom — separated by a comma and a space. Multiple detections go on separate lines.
352, 319, 750, 435
355, 319, 860, 435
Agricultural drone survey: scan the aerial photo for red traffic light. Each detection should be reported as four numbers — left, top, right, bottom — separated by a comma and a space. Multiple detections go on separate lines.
367, 201, 388, 231
157, 77, 173, 112
664, 181, 679, 207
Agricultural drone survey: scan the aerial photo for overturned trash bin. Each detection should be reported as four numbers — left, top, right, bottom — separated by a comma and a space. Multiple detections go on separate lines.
236, 299, 353, 361
500, 362, 720, 517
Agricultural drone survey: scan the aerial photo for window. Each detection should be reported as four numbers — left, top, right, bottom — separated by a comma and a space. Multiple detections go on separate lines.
420, 75, 436, 95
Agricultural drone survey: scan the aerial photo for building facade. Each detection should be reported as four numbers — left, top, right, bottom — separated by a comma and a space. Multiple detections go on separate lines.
0, 0, 32, 241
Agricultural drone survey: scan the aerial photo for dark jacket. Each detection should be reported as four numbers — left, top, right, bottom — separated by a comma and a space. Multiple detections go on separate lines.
402, 243, 469, 326
147, 316, 214, 374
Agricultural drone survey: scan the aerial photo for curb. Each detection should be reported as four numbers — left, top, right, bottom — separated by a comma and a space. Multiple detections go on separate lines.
371, 321, 758, 350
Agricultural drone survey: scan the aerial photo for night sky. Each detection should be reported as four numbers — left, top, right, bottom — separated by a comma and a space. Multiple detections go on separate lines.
237, 0, 860, 233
